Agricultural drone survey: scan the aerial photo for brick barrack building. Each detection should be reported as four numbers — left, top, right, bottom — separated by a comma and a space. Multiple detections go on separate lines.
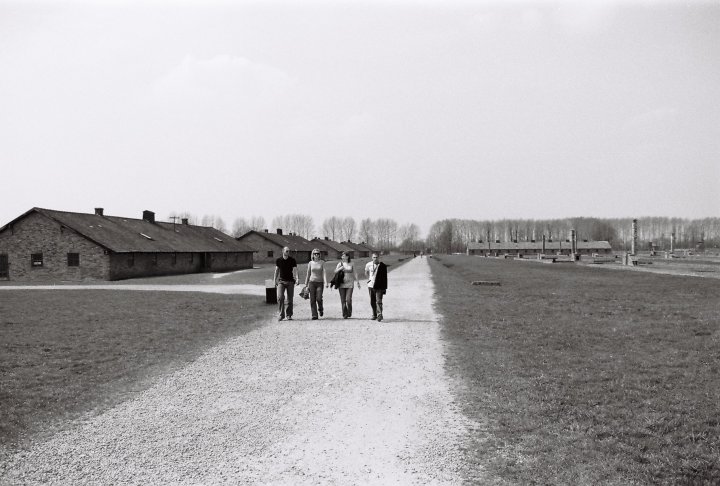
0, 207, 254, 282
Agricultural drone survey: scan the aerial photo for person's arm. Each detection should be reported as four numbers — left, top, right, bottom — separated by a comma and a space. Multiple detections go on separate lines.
273, 265, 279, 285
293, 263, 299, 284
323, 262, 328, 287
305, 263, 311, 286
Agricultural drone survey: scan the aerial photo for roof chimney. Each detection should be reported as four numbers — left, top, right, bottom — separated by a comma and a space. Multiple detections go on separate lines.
264, 229, 269, 233
94, 208, 104, 216
182, 218, 189, 225
325, 237, 329, 240
143, 210, 155, 223
276, 228, 283, 235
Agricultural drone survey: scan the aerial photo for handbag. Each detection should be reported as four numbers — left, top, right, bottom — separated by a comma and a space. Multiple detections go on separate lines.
299, 285, 310, 299
329, 268, 345, 289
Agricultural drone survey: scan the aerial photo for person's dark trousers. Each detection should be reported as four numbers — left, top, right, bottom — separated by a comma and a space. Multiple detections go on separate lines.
369, 288, 384, 319
308, 281, 324, 318
277, 280, 295, 319
338, 287, 354, 318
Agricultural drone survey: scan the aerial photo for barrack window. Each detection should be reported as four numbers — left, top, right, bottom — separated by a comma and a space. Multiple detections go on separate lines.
31, 253, 43, 267
67, 253, 80, 267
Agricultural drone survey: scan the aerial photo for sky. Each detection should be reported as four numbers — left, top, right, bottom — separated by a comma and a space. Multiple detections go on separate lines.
1, 0, 718, 237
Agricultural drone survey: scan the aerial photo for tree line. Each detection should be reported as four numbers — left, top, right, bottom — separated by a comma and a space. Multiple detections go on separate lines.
426, 217, 720, 254
168, 212, 422, 251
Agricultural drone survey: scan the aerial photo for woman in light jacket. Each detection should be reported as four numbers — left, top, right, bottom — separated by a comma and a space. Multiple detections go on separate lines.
334, 251, 361, 318
304, 248, 328, 320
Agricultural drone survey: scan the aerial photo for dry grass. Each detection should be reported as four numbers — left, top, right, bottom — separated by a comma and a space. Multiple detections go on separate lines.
0, 291, 266, 455
430, 255, 720, 485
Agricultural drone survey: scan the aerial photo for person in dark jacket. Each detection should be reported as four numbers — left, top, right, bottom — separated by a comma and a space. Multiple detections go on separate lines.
364, 252, 388, 321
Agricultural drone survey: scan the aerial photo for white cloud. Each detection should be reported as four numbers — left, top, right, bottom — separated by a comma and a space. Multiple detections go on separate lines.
153, 54, 294, 104
621, 107, 679, 134
519, 8, 545, 31
550, 2, 617, 35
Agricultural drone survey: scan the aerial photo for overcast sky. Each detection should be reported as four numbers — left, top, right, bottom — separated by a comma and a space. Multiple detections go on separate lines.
1, 0, 718, 237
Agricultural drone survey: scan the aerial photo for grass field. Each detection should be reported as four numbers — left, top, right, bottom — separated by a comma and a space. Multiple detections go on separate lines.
430, 255, 720, 485
0, 291, 266, 454
0, 254, 409, 460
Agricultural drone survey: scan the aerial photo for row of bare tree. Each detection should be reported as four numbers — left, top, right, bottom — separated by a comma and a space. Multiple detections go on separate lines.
426, 217, 720, 254
168, 212, 422, 251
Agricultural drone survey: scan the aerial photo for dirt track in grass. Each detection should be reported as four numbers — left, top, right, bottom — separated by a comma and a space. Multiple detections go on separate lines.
1, 257, 480, 484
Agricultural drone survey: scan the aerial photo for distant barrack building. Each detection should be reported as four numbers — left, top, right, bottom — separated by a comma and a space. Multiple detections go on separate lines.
0, 207, 254, 282
466, 239, 612, 258
236, 229, 315, 264
340, 240, 376, 259
309, 237, 354, 260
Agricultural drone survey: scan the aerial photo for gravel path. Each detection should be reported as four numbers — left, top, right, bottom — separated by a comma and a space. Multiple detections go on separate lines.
1, 257, 477, 484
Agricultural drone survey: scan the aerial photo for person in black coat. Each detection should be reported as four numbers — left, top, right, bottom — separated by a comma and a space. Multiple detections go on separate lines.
364, 252, 388, 321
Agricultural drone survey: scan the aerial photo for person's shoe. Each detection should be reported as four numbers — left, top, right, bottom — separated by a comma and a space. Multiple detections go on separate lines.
319, 310, 323, 317
377, 314, 383, 322
278, 316, 284, 321
287, 316, 293, 321
371, 315, 377, 320
312, 316, 318, 320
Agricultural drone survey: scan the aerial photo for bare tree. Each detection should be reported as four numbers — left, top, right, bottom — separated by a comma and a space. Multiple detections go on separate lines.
201, 214, 214, 227
198, 214, 227, 231
375, 218, 398, 250
214, 216, 227, 233
271, 214, 314, 238
322, 216, 343, 241
271, 215, 289, 232
426, 220, 453, 253
358, 218, 375, 245
398, 223, 420, 243
249, 216, 266, 231
231, 217, 250, 237
291, 214, 315, 239
341, 217, 357, 241
398, 223, 422, 251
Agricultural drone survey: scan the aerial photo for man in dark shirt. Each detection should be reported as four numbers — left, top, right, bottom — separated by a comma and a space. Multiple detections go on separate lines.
273, 246, 298, 321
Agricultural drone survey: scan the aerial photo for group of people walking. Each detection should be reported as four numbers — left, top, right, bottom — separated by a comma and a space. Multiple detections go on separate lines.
272, 247, 387, 322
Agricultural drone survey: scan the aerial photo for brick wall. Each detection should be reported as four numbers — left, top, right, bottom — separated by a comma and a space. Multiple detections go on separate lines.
239, 233, 284, 264
0, 212, 254, 282
0, 212, 109, 282
209, 252, 253, 273
108, 252, 253, 281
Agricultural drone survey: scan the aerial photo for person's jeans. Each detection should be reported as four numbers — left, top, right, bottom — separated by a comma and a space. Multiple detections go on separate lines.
277, 280, 295, 318
338, 287, 354, 318
369, 288, 384, 318
308, 281, 324, 318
